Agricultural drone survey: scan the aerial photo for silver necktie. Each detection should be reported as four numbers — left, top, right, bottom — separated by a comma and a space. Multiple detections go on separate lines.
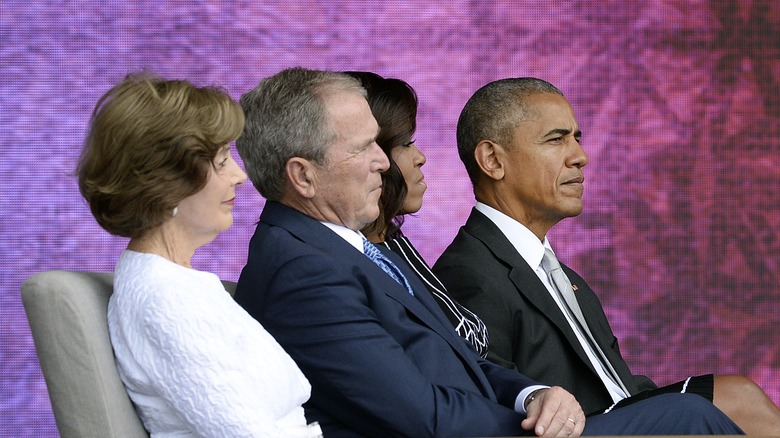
541, 247, 630, 395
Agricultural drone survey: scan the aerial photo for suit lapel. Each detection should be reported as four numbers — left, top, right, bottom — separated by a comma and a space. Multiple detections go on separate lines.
462, 209, 599, 376
379, 245, 491, 371
377, 246, 456, 331
378, 248, 495, 395
261, 202, 493, 394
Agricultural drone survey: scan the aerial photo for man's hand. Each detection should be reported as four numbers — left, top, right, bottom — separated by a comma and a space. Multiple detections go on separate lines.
521, 387, 586, 437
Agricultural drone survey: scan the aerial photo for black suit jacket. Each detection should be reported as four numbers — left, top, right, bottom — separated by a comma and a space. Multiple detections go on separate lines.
235, 202, 534, 437
433, 208, 657, 415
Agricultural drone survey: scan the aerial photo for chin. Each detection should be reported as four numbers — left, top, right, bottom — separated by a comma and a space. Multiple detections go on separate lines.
360, 207, 381, 227
403, 196, 425, 214
218, 217, 234, 232
565, 206, 584, 217
401, 203, 423, 215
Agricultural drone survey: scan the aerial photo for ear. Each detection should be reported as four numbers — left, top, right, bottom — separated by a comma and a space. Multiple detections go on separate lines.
474, 140, 505, 181
285, 157, 318, 199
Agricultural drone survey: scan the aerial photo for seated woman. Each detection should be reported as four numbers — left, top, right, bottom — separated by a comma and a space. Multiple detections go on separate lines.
348, 71, 778, 435
347, 71, 489, 358
77, 72, 322, 437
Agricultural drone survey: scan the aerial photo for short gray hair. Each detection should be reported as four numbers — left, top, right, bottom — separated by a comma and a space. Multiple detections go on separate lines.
456, 77, 563, 186
237, 67, 366, 201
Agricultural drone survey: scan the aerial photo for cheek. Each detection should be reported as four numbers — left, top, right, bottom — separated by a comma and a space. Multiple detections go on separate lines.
390, 148, 406, 162
392, 150, 412, 171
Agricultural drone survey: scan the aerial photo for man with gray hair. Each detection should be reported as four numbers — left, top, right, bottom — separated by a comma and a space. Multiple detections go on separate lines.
234, 68, 743, 437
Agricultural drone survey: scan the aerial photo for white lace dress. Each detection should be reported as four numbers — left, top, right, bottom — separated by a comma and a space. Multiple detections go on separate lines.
109, 250, 322, 438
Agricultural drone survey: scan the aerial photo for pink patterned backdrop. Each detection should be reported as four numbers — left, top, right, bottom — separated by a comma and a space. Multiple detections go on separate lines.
1, 1, 778, 435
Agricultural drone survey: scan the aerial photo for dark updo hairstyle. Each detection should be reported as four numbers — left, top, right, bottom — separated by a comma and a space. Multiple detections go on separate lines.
345, 71, 418, 239
77, 71, 244, 238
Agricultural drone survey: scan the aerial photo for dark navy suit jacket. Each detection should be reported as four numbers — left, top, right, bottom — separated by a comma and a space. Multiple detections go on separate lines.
235, 202, 532, 437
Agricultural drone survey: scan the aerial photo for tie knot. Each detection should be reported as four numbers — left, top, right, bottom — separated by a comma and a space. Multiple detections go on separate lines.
361, 237, 414, 296
363, 237, 379, 258
541, 247, 562, 273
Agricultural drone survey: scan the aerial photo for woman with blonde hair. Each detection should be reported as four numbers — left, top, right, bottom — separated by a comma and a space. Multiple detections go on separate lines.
78, 72, 322, 437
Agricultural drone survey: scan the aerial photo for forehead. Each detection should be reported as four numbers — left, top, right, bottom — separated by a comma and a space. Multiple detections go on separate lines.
325, 91, 378, 140
516, 93, 577, 134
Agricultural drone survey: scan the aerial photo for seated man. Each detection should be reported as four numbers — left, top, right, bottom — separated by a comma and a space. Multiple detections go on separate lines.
434, 76, 779, 435
234, 67, 743, 437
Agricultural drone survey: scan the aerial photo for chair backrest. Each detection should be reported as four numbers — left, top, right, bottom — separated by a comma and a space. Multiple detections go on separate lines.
21, 270, 237, 438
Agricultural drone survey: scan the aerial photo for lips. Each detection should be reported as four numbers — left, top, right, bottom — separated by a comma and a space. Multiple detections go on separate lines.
562, 176, 584, 185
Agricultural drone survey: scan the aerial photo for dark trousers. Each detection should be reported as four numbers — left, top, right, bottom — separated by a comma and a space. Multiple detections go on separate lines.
582, 393, 743, 435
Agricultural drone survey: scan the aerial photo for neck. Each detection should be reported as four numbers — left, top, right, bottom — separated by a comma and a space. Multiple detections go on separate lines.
127, 227, 196, 269
282, 197, 363, 232
475, 190, 551, 241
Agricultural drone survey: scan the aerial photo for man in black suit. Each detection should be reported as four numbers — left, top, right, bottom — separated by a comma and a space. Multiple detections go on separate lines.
434, 77, 779, 435
234, 68, 743, 437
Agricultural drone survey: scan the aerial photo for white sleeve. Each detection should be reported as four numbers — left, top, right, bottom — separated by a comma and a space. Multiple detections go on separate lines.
121, 281, 312, 438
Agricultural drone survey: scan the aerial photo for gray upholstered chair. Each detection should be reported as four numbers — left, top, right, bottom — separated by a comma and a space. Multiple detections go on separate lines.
21, 270, 237, 438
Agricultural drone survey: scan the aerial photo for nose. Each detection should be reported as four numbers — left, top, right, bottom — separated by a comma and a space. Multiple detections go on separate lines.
231, 157, 248, 185
569, 140, 588, 169
372, 142, 390, 172
235, 168, 248, 185
412, 143, 426, 167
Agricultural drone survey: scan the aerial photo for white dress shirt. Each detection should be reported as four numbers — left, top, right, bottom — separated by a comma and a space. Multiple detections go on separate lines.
476, 202, 628, 403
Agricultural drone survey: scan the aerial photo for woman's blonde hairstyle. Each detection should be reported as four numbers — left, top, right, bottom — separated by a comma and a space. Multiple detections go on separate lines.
77, 71, 244, 238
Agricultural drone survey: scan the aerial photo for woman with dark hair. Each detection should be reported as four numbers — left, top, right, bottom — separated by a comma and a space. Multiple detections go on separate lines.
78, 72, 322, 437
345, 71, 489, 357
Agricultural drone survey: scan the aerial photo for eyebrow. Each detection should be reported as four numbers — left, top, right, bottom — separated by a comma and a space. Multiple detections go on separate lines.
544, 128, 582, 138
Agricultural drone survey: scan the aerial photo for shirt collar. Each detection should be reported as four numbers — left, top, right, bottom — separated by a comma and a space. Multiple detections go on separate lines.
320, 221, 365, 253
475, 202, 554, 270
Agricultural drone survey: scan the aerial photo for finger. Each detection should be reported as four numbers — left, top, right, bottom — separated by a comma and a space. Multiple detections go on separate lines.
520, 409, 540, 432
533, 397, 564, 436
561, 410, 587, 437
563, 416, 578, 437
540, 389, 582, 437
547, 414, 579, 437
520, 394, 544, 433
572, 416, 585, 436
547, 412, 573, 437
564, 414, 586, 437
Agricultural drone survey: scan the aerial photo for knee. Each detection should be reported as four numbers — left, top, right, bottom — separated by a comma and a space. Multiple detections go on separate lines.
667, 393, 721, 416
714, 374, 768, 403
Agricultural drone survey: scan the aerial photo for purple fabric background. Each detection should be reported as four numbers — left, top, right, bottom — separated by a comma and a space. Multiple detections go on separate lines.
2, 1, 778, 435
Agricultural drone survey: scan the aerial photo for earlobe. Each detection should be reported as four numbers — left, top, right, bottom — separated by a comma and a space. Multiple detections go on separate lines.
285, 158, 317, 198
474, 140, 505, 181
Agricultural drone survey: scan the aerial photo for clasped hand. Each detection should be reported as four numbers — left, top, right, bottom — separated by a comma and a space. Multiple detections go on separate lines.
521, 387, 586, 437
